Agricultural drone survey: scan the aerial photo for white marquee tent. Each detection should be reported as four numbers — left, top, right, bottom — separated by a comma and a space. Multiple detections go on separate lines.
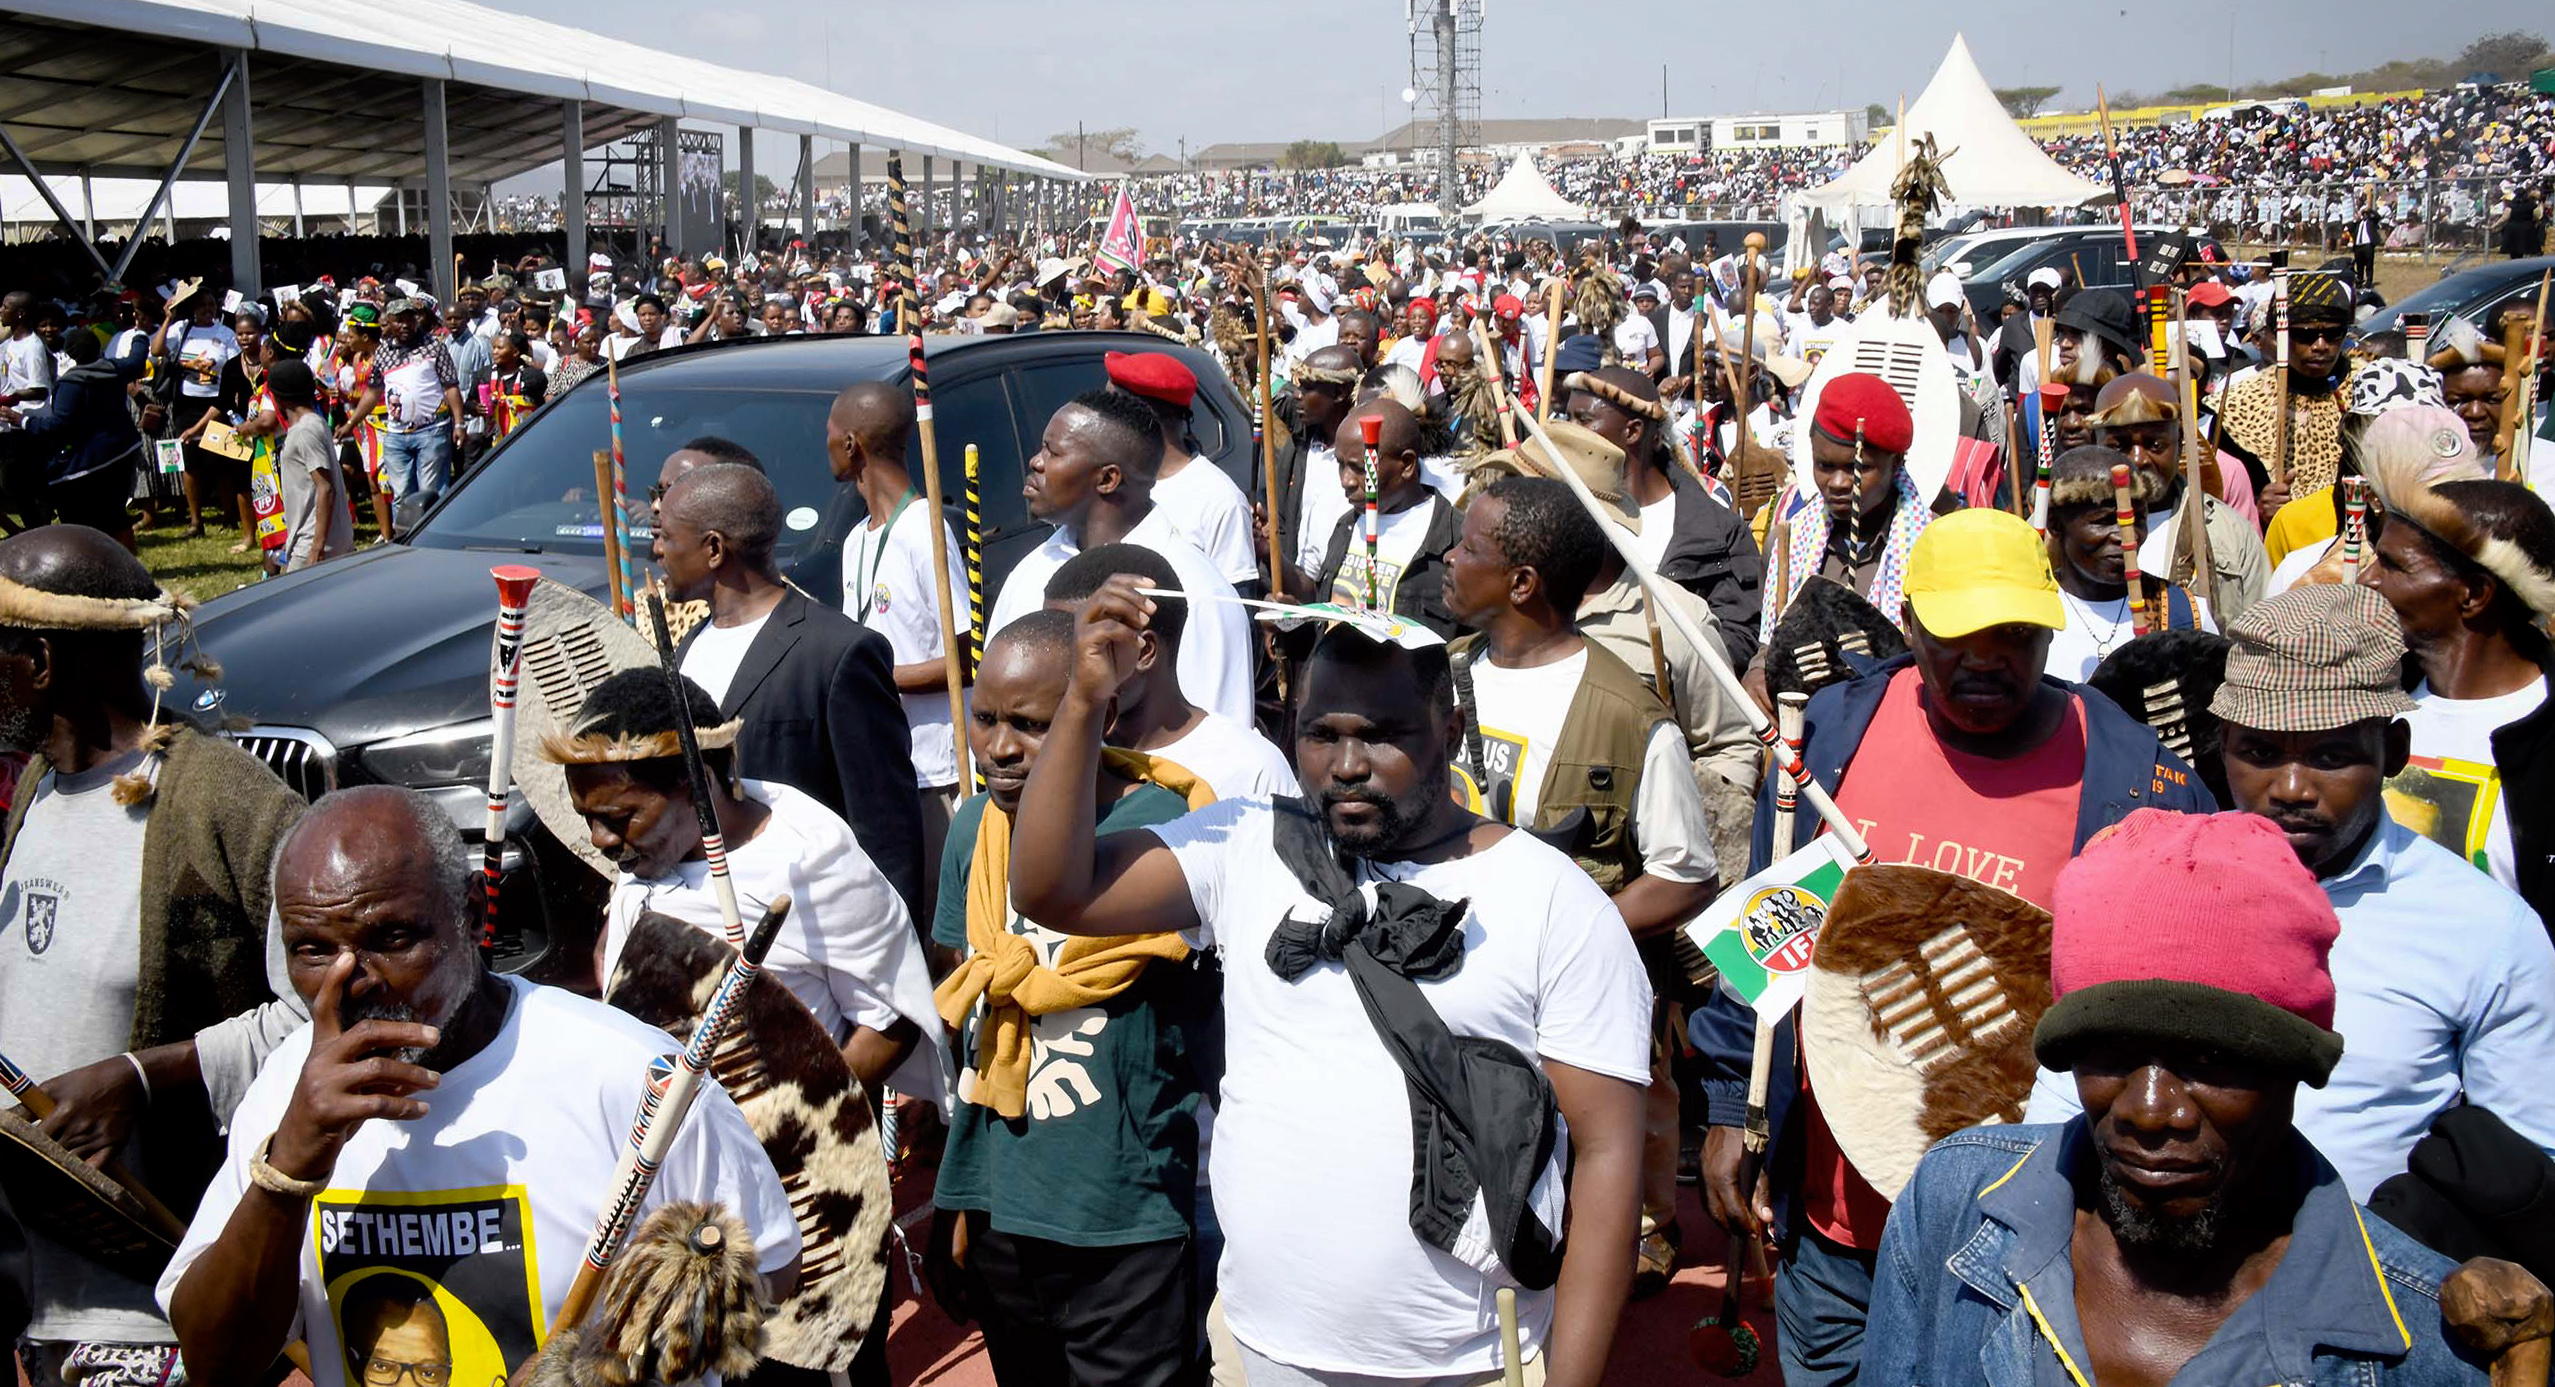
1791, 35, 2107, 216
1464, 152, 1588, 222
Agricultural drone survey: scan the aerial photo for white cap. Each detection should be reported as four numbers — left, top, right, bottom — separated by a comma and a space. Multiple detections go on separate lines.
2026, 267, 2065, 291
1925, 269, 1966, 310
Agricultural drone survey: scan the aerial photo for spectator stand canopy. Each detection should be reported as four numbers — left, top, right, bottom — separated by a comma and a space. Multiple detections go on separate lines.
1464, 152, 1590, 223
0, 0, 1087, 295
1789, 34, 2108, 222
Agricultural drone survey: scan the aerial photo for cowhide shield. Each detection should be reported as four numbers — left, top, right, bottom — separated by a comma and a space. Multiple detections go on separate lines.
513, 578, 658, 877
0, 1111, 173, 1285
606, 910, 890, 1371
1799, 865, 2052, 1202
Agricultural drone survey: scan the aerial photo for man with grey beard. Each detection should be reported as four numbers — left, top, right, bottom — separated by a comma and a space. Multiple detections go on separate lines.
1863, 808, 2489, 1386
160, 785, 799, 1385
0, 524, 305, 1387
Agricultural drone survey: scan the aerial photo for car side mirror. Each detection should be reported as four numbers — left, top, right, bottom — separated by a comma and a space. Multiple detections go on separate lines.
391, 492, 433, 539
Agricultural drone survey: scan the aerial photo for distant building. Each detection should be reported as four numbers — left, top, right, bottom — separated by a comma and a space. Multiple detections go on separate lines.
1645, 110, 1870, 152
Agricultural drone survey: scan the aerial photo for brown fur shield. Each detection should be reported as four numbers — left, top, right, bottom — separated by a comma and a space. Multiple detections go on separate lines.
1799, 866, 2052, 1201
606, 911, 891, 1371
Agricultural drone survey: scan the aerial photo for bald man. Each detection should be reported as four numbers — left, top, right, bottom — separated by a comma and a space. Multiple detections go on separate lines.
1293, 398, 1465, 636
656, 463, 927, 922
825, 379, 971, 883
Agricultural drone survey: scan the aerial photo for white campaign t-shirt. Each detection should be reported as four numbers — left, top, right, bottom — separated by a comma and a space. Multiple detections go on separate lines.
985, 507, 1254, 726
167, 322, 237, 400
2047, 590, 2218, 683
1612, 313, 1660, 365
1327, 498, 1438, 613
1468, 649, 1719, 885
157, 978, 798, 1387
678, 609, 773, 706
844, 497, 969, 787
605, 779, 943, 1099
1153, 711, 1296, 801
1634, 494, 1679, 572
1149, 799, 1651, 1376
2398, 678, 2549, 889
1295, 443, 1343, 576
1153, 456, 1262, 588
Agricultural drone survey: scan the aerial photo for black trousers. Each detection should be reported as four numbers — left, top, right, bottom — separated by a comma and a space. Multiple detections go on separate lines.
963, 1212, 1200, 1387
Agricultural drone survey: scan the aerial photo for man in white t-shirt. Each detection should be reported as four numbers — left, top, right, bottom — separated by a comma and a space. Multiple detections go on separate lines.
986, 388, 1254, 725
1615, 284, 1665, 378
2363, 466, 2555, 917
555, 667, 941, 1100
1439, 472, 1721, 1297
1009, 599, 1650, 1387
1105, 350, 1264, 594
0, 291, 55, 433
1043, 542, 1294, 800
1283, 400, 1463, 637
827, 380, 972, 874
160, 786, 798, 1387
2042, 445, 2215, 684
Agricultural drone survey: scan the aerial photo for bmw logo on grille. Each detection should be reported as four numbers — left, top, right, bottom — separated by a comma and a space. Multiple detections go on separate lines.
193, 687, 225, 712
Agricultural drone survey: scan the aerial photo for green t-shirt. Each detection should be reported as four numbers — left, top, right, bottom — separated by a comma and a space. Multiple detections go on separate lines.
930, 784, 1212, 1245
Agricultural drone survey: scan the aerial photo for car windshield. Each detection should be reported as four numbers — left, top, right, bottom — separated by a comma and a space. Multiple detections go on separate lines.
409, 381, 849, 560
2362, 267, 2524, 334
1969, 238, 2075, 284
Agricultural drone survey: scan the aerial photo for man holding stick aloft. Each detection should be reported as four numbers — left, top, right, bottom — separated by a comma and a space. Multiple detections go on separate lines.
159, 786, 796, 1387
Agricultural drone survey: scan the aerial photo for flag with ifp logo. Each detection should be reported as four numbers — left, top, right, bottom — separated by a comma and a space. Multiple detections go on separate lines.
1094, 185, 1142, 277
1685, 835, 1859, 1016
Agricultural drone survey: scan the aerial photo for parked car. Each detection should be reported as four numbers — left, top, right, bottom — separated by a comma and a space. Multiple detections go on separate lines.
1959, 228, 2227, 325
171, 329, 1258, 975
2359, 256, 2555, 341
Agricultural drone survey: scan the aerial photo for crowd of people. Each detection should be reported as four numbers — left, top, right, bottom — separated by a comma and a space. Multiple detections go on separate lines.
7, 75, 2555, 1387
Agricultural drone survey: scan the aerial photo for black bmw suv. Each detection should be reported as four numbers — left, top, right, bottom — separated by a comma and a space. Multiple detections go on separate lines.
172, 329, 1257, 972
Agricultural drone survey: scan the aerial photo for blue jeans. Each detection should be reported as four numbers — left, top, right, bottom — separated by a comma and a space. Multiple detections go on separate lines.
378, 426, 452, 502
1774, 1226, 1876, 1387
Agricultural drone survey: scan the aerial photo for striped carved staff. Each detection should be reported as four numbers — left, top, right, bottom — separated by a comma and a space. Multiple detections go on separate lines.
964, 442, 986, 676
2112, 462, 2151, 637
550, 894, 792, 1335
889, 151, 972, 757
480, 566, 540, 955
644, 589, 746, 948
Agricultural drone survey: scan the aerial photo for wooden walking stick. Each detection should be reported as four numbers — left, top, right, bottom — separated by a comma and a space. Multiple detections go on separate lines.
1536, 275, 1564, 421
2442, 1257, 2554, 1387
2496, 270, 2551, 480
591, 450, 627, 620
643, 590, 747, 949
1473, 318, 1519, 449
1249, 259, 1285, 623
552, 895, 792, 1335
2270, 268, 2293, 493
2113, 461, 2152, 637
479, 567, 540, 956
0, 1050, 189, 1242
1737, 232, 1764, 422
1496, 1287, 1525, 1387
889, 152, 971, 751
605, 352, 638, 624
2169, 288, 2218, 614
2508, 271, 2552, 485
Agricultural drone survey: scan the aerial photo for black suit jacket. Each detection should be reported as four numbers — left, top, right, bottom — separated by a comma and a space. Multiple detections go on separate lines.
679, 584, 927, 921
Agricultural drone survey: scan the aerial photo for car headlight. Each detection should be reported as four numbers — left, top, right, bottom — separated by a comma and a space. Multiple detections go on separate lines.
357, 719, 496, 789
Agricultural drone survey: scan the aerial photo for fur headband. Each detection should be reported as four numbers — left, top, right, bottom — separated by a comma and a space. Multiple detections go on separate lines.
539, 718, 743, 766
1560, 370, 1666, 421
2368, 454, 2555, 618
1293, 362, 1362, 388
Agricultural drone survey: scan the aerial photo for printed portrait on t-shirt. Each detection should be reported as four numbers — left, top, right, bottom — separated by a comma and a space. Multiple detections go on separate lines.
1477, 726, 1528, 824
316, 1186, 540, 1387
2385, 755, 2496, 872
1328, 553, 1410, 613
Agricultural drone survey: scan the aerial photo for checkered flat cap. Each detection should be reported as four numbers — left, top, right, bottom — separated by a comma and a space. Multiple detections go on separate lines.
2209, 585, 2414, 733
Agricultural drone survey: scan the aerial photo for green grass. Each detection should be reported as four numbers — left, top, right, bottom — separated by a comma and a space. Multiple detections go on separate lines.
132, 504, 389, 599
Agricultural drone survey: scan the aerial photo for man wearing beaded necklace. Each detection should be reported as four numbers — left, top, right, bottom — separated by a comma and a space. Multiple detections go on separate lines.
2042, 445, 2213, 684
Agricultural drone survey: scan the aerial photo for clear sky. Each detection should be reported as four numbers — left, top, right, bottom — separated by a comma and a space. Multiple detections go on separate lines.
484, 0, 2547, 179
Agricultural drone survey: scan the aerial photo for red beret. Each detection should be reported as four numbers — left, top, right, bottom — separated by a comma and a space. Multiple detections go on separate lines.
1105, 350, 1197, 409
1813, 371, 1915, 454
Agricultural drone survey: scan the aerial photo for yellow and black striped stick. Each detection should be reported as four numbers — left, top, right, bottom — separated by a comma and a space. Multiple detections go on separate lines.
964, 441, 985, 673
889, 152, 972, 776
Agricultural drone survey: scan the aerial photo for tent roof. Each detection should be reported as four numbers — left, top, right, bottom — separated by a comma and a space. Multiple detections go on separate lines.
0, 0, 1085, 188
2, 174, 393, 223
1463, 152, 1588, 222
1792, 35, 2105, 212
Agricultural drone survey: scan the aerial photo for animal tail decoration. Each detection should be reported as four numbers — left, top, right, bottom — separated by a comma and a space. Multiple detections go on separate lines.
1881, 133, 1956, 319
515, 1201, 768, 1387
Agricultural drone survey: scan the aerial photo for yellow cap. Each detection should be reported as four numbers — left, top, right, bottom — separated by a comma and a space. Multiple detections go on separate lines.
1902, 508, 2064, 638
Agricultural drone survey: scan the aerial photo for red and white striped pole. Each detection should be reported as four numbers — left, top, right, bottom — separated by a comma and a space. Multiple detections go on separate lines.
481, 565, 540, 955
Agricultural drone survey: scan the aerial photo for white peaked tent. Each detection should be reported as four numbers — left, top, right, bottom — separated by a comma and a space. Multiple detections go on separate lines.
1464, 153, 1589, 221
1794, 35, 2107, 214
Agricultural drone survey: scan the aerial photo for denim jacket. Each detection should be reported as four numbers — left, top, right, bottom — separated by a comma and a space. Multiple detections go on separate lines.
1865, 1121, 2489, 1387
